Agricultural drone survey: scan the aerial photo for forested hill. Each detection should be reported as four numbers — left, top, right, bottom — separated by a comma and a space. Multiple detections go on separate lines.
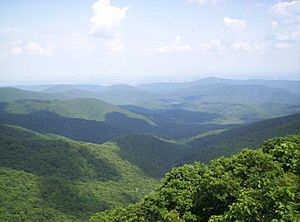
0, 98, 150, 122
0, 99, 234, 144
0, 87, 54, 102
0, 125, 157, 221
90, 134, 300, 222
0, 116, 299, 221
186, 113, 300, 163
1, 80, 300, 222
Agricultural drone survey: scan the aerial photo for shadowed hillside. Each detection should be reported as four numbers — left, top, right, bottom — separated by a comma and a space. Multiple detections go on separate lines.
186, 113, 300, 163
0, 125, 157, 221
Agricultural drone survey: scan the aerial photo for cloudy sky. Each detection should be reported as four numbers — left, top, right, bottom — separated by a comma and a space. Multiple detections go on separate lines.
0, 0, 300, 85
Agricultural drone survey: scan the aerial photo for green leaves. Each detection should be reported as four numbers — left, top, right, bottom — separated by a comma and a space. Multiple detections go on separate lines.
90, 135, 300, 222
262, 135, 300, 174
0, 125, 157, 221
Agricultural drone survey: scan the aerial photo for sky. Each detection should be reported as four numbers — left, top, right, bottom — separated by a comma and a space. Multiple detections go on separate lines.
0, 0, 300, 85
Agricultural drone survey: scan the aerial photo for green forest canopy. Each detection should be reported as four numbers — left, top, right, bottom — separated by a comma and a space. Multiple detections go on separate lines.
0, 125, 157, 221
90, 134, 300, 222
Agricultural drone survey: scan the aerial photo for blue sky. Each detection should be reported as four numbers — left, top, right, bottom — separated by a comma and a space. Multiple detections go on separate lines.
0, 0, 299, 85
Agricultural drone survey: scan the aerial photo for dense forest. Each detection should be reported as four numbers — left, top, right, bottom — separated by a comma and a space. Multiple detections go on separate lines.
2, 0, 300, 219
0, 125, 157, 221
0, 125, 299, 221
0, 79, 300, 221
90, 135, 300, 222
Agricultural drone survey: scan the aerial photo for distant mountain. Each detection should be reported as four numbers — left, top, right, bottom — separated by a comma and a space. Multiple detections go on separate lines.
0, 125, 157, 221
0, 98, 156, 144
40, 85, 161, 106
14, 84, 54, 92
3, 77, 300, 122
0, 110, 124, 144
199, 77, 300, 95
1, 98, 150, 122
138, 77, 300, 95
0, 87, 54, 102
0, 99, 232, 143
86, 85, 161, 106
2, 85, 160, 107
42, 84, 103, 93
183, 84, 299, 105
1, 78, 300, 222
136, 78, 300, 122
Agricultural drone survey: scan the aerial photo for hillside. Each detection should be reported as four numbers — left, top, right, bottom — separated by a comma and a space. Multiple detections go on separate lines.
0, 87, 54, 102
0, 99, 235, 143
0, 99, 156, 144
138, 77, 300, 95
1, 98, 150, 123
113, 134, 187, 178
2, 80, 300, 124
0, 125, 157, 221
137, 78, 300, 122
109, 113, 300, 177
42, 84, 103, 93
93, 85, 161, 106
186, 113, 300, 163
184, 84, 300, 105
40, 85, 161, 106
0, 109, 299, 221
89, 135, 300, 221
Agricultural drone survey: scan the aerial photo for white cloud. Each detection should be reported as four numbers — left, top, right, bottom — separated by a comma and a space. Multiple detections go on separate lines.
3, 39, 54, 57
198, 39, 226, 53
26, 41, 53, 56
147, 35, 193, 54
271, 1, 300, 16
188, 0, 207, 5
187, 0, 222, 6
89, 0, 129, 38
273, 41, 294, 49
233, 41, 265, 52
223, 17, 246, 33
62, 32, 125, 59
269, 1, 300, 48
272, 21, 278, 29
11, 47, 22, 55
109, 38, 125, 52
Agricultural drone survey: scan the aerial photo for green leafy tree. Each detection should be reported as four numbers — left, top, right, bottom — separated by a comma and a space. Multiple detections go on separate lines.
90, 135, 300, 222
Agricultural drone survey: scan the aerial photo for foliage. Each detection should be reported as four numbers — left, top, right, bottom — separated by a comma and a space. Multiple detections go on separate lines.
0, 168, 76, 222
0, 87, 53, 102
90, 135, 300, 222
262, 135, 300, 174
0, 125, 157, 221
0, 100, 234, 144
0, 110, 124, 144
2, 98, 150, 123
187, 113, 300, 163
114, 134, 187, 178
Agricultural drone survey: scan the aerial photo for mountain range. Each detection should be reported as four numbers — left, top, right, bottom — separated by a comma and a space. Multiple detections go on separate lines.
0, 77, 300, 221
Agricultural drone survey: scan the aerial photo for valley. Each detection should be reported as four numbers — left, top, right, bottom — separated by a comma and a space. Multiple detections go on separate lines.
0, 77, 299, 221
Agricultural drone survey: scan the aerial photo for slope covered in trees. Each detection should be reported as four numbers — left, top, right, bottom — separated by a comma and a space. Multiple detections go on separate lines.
0, 125, 157, 221
186, 113, 300, 163
0, 99, 234, 143
90, 135, 300, 222
4, 77, 300, 124
113, 134, 187, 178
0, 87, 54, 102
1, 98, 150, 122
